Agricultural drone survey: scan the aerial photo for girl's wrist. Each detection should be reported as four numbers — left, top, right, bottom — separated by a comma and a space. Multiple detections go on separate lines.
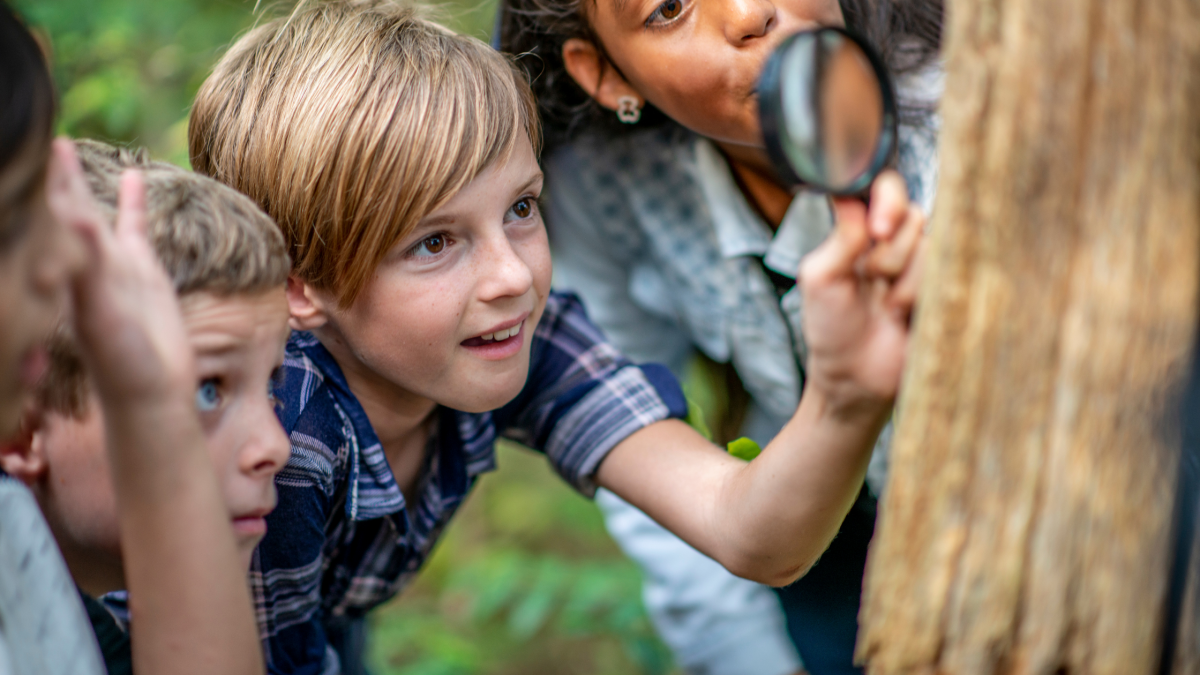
801, 380, 893, 428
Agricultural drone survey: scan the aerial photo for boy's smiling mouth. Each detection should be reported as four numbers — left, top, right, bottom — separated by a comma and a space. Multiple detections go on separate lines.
461, 316, 528, 359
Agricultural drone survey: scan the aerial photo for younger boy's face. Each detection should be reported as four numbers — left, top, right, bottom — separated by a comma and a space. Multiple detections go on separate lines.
314, 138, 551, 414
14, 289, 291, 590
180, 290, 292, 567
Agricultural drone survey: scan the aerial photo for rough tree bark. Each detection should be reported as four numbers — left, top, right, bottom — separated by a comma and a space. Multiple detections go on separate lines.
856, 0, 1200, 673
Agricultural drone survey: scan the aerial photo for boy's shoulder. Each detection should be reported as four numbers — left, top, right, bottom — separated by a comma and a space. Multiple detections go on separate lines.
272, 331, 361, 492
275, 331, 337, 430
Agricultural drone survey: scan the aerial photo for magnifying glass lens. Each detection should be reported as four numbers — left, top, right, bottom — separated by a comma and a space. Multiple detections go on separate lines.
759, 28, 897, 195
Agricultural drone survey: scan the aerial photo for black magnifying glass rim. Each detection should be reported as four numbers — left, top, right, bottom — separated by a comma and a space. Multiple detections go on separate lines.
758, 27, 899, 196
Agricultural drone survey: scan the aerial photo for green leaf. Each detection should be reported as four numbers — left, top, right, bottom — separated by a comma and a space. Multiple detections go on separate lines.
684, 395, 712, 441
726, 437, 762, 461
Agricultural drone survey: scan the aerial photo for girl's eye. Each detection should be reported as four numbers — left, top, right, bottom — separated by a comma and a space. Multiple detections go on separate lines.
509, 198, 534, 220
647, 0, 685, 25
410, 234, 448, 258
196, 379, 222, 413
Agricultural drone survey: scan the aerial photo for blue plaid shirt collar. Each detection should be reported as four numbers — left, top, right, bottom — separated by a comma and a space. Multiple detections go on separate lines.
283, 332, 496, 523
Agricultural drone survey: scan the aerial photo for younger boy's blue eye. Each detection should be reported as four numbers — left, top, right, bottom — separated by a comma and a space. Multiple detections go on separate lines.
196, 379, 222, 412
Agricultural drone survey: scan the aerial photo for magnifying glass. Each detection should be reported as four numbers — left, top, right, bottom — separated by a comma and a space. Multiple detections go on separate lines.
758, 27, 898, 195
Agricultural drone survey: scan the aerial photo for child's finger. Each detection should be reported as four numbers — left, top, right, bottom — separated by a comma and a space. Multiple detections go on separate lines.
115, 170, 148, 241
800, 197, 871, 286
886, 237, 926, 314
868, 170, 910, 241
45, 140, 106, 265
46, 140, 96, 239
865, 205, 925, 279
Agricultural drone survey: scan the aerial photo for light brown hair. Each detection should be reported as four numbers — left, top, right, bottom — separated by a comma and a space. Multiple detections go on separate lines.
188, 0, 541, 307
37, 139, 291, 418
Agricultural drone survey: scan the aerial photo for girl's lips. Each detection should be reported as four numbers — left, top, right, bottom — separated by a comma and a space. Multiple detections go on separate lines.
18, 346, 48, 388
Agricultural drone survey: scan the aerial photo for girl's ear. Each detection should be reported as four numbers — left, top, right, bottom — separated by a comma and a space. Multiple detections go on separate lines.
286, 275, 330, 332
0, 404, 49, 485
562, 38, 644, 112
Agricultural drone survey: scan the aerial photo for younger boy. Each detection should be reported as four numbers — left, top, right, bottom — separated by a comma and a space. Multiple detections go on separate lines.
0, 141, 294, 673
188, 2, 925, 673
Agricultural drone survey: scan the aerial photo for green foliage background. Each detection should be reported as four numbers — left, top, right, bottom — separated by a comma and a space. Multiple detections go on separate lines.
13, 1, 682, 673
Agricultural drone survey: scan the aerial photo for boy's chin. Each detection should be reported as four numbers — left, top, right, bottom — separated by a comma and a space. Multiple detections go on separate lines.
442, 376, 529, 414
237, 539, 261, 571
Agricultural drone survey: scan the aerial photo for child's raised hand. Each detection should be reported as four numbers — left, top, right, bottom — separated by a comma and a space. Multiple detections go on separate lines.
798, 170, 925, 416
44, 139, 195, 405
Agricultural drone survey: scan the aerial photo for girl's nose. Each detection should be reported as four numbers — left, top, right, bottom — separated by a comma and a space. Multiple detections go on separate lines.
723, 0, 776, 45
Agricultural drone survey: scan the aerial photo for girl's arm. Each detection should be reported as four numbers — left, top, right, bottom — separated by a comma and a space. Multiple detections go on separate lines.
595, 171, 924, 586
47, 141, 264, 675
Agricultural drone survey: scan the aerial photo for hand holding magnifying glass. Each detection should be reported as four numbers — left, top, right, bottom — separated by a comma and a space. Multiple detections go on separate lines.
760, 28, 925, 406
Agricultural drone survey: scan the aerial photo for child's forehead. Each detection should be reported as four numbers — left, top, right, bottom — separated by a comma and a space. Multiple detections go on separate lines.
179, 289, 290, 357
421, 137, 544, 219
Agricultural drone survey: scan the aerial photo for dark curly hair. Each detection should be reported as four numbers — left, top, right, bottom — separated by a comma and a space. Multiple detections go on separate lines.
497, 0, 942, 146
0, 1, 57, 250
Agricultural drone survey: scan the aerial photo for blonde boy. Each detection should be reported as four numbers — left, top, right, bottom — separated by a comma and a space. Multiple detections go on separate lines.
0, 141, 293, 672
189, 2, 924, 673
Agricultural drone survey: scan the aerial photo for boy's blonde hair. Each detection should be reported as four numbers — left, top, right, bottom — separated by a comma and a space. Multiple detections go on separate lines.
38, 139, 291, 418
188, 0, 541, 307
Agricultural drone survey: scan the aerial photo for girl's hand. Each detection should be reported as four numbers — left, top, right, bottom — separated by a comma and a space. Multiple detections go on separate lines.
44, 139, 195, 405
798, 170, 925, 418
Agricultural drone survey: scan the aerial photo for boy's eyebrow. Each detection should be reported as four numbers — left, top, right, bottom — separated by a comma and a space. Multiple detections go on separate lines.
520, 172, 545, 193
189, 332, 250, 357
417, 214, 457, 230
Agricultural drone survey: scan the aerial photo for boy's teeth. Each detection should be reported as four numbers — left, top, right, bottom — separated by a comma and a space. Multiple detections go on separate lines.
479, 321, 523, 343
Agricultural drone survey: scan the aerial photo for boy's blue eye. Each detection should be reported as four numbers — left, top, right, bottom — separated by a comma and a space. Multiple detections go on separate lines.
508, 198, 535, 220
410, 234, 448, 258
196, 379, 222, 412
647, 0, 685, 25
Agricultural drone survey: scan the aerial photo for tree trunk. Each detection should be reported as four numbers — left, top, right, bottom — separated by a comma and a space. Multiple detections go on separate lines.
856, 0, 1200, 673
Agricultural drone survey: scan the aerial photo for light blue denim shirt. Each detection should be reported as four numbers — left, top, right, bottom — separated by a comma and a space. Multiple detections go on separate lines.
545, 73, 940, 675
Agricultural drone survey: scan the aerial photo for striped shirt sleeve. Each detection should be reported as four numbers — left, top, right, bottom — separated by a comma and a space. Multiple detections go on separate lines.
500, 292, 688, 495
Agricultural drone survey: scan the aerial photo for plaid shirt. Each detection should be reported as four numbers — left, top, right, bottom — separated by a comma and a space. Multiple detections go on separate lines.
253, 291, 687, 674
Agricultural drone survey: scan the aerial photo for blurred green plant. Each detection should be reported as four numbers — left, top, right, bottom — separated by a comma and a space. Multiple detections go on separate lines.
15, 0, 499, 167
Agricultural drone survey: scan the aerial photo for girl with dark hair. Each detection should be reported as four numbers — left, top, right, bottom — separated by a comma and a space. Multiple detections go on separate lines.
0, 4, 266, 674
497, 1, 943, 674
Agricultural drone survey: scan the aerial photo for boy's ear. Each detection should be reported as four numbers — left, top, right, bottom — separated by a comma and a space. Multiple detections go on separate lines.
286, 275, 331, 332
562, 38, 644, 113
0, 404, 49, 485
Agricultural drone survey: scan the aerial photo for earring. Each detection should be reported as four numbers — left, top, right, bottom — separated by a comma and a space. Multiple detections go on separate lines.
616, 96, 642, 124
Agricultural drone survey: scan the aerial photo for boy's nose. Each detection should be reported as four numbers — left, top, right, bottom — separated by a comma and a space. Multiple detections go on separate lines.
723, 0, 776, 45
239, 399, 291, 480
476, 237, 535, 302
